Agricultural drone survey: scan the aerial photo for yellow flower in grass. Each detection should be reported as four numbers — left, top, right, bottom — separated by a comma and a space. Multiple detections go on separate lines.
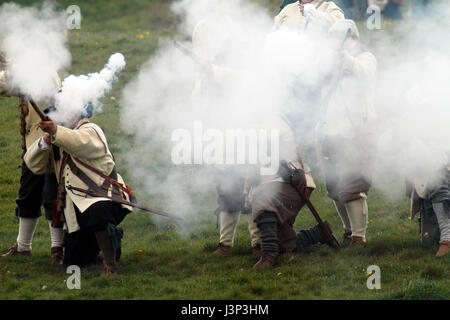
136, 34, 144, 39
277, 272, 282, 276
138, 249, 143, 253
145, 31, 150, 37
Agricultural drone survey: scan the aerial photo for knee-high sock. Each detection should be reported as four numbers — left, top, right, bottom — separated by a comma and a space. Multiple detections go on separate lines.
345, 198, 368, 240
16, 217, 39, 252
255, 211, 278, 257
334, 200, 352, 233
247, 213, 261, 247
48, 221, 64, 248
219, 211, 240, 247
433, 202, 450, 242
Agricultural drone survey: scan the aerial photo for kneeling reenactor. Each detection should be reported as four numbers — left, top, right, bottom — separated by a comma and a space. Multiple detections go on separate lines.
251, 114, 338, 269
24, 106, 133, 275
407, 159, 450, 257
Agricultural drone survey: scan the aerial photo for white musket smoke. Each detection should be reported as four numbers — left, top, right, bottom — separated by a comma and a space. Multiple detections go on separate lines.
121, 0, 450, 225
50, 53, 126, 126
0, 1, 70, 101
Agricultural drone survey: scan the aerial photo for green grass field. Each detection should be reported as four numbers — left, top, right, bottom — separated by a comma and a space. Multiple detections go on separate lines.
0, 0, 448, 300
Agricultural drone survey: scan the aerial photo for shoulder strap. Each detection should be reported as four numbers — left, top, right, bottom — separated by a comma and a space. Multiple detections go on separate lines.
72, 157, 133, 198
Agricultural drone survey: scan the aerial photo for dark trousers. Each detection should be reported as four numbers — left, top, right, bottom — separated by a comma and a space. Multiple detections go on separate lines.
63, 201, 129, 267
15, 162, 57, 220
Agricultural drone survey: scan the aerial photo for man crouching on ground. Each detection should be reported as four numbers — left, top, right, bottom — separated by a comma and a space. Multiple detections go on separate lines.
24, 106, 133, 275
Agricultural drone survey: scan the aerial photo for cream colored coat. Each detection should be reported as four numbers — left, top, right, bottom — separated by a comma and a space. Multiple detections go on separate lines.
274, 0, 344, 32
24, 121, 132, 233
322, 50, 377, 139
0, 71, 61, 148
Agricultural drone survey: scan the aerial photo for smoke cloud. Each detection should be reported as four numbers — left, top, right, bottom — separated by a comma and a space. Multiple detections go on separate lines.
50, 52, 126, 126
121, 0, 449, 225
0, 1, 70, 102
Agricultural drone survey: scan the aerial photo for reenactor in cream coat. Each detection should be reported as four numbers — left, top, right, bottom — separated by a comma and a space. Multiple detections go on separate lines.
251, 114, 337, 269
0, 56, 64, 264
274, 0, 345, 33
24, 110, 133, 274
318, 20, 377, 246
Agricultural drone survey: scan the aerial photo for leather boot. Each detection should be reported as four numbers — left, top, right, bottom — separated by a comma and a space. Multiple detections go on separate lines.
95, 230, 117, 275
253, 252, 276, 269
436, 240, 450, 257
349, 236, 365, 247
252, 244, 262, 256
2, 243, 32, 257
342, 230, 352, 247
213, 243, 232, 254
51, 247, 64, 265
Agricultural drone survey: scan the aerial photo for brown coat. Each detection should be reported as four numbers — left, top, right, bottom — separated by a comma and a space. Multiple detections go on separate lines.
251, 181, 312, 252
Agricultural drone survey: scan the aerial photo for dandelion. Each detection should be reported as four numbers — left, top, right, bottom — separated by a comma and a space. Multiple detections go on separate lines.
277, 272, 282, 276
145, 31, 150, 36
136, 34, 144, 39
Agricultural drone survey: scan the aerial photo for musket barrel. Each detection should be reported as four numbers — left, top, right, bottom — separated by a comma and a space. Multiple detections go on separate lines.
28, 98, 47, 120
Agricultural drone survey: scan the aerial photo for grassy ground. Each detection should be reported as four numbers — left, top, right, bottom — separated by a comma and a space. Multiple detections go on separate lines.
0, 0, 448, 300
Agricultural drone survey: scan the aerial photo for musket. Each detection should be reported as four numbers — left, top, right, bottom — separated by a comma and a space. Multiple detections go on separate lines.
18, 94, 48, 120
280, 160, 341, 248
304, 0, 326, 31
173, 40, 212, 71
28, 97, 48, 120
67, 185, 183, 221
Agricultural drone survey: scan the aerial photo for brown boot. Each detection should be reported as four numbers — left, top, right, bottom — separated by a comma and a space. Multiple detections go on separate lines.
342, 230, 352, 247
252, 244, 262, 256
349, 236, 365, 247
51, 247, 64, 265
2, 243, 32, 257
436, 240, 450, 257
252, 252, 277, 269
213, 243, 232, 255
95, 231, 117, 275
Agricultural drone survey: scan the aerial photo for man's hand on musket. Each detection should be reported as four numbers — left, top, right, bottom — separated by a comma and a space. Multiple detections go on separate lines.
38, 117, 57, 135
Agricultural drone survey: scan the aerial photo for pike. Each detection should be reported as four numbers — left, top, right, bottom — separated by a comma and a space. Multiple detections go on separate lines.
67, 185, 183, 221
281, 160, 341, 248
